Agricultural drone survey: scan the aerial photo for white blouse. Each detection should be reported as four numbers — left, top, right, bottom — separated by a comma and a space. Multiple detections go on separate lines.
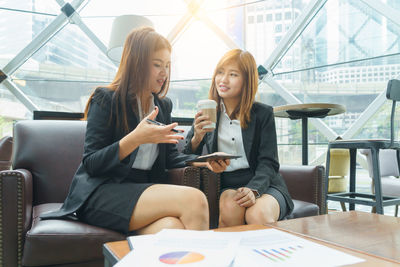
132, 95, 159, 170
217, 102, 250, 172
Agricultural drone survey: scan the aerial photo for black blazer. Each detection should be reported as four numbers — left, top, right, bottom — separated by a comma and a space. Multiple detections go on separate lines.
184, 102, 294, 213
42, 87, 196, 219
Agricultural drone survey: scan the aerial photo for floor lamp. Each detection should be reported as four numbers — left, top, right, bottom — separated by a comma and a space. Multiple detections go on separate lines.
107, 15, 154, 62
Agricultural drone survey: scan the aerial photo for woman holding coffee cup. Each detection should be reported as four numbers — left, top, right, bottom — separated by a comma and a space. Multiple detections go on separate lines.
184, 49, 294, 226
41, 27, 229, 234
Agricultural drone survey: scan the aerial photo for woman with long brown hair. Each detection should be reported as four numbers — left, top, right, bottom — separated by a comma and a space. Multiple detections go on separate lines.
41, 27, 229, 234
184, 49, 293, 226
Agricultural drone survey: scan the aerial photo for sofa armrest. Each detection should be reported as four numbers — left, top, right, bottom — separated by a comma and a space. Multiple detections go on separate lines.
0, 169, 33, 267
199, 168, 220, 229
166, 167, 201, 189
279, 165, 326, 214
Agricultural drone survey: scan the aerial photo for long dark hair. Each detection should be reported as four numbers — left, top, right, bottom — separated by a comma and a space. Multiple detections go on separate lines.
84, 26, 171, 133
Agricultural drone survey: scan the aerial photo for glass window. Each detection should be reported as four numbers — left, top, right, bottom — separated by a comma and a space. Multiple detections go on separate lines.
273, 53, 400, 138
171, 20, 231, 81
0, 84, 29, 137
0, 9, 56, 68
12, 23, 116, 112
248, 16, 254, 24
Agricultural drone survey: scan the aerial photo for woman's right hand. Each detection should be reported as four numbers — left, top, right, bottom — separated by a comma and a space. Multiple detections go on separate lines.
191, 111, 214, 148
130, 106, 184, 145
119, 107, 183, 160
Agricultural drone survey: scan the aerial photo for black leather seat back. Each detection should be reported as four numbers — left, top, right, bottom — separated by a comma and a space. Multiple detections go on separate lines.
12, 120, 86, 205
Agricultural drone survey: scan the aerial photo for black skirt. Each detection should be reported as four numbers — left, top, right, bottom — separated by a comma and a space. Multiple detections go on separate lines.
221, 168, 290, 220
76, 168, 153, 234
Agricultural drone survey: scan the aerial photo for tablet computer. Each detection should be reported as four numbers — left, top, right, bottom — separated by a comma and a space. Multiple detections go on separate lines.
186, 154, 242, 163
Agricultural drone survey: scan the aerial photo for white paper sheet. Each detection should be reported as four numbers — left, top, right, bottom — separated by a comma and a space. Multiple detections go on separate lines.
118, 229, 239, 267
227, 229, 364, 267
116, 228, 364, 267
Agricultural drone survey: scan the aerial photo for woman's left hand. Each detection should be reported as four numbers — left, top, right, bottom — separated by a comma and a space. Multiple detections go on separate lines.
233, 187, 256, 207
205, 159, 230, 173
189, 159, 230, 173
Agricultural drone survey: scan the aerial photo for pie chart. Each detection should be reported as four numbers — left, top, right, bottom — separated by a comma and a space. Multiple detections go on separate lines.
159, 251, 205, 264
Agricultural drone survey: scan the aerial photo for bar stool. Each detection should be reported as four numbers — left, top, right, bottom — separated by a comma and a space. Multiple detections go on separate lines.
325, 79, 400, 214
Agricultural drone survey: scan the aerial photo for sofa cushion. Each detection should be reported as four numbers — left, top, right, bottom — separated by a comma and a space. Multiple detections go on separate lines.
287, 200, 319, 219
22, 203, 125, 266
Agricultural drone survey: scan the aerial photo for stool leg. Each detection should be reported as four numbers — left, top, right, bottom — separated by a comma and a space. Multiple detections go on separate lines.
325, 148, 331, 214
396, 149, 400, 175
371, 148, 384, 214
340, 202, 347, 211
349, 148, 357, 211
395, 205, 399, 217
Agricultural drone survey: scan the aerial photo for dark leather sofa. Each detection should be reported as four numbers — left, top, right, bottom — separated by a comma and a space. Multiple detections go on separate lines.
0, 120, 325, 266
0, 135, 12, 171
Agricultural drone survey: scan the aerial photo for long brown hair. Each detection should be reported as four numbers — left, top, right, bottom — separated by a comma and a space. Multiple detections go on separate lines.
209, 49, 258, 128
84, 26, 171, 133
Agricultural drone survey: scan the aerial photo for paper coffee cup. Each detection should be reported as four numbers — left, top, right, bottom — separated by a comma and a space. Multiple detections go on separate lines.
197, 99, 217, 129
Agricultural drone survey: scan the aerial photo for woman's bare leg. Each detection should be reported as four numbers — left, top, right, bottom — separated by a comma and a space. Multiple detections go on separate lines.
136, 217, 184, 235
245, 194, 279, 224
129, 184, 209, 233
218, 189, 246, 227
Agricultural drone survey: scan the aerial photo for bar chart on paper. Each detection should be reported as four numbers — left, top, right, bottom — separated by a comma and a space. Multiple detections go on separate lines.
233, 229, 364, 267
158, 251, 205, 264
252, 245, 303, 262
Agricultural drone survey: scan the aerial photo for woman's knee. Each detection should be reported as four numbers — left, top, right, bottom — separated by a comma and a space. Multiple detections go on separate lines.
182, 187, 209, 212
245, 206, 277, 224
157, 217, 185, 229
219, 197, 245, 224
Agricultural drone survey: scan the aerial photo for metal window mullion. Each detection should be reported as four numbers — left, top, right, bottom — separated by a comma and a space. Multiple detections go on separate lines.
198, 14, 239, 49
167, 0, 203, 44
2, 0, 85, 76
2, 79, 39, 112
263, 0, 327, 71
2, 15, 68, 76
263, 78, 338, 140
56, 0, 118, 68
263, 78, 302, 104
342, 90, 387, 139
360, 0, 400, 29
167, 12, 194, 44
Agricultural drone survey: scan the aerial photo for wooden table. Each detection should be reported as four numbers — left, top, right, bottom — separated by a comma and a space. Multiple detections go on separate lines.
268, 210, 400, 263
103, 211, 399, 266
274, 103, 345, 165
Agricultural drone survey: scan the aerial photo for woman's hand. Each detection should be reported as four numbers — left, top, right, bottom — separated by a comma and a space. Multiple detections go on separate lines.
233, 187, 256, 207
205, 158, 230, 173
189, 152, 230, 173
119, 107, 183, 160
129, 107, 184, 145
191, 111, 214, 151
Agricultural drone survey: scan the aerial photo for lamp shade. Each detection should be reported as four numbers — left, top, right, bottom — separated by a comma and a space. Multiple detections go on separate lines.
107, 15, 154, 62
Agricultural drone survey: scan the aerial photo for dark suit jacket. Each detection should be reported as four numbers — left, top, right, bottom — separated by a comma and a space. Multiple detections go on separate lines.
184, 102, 294, 213
42, 87, 196, 219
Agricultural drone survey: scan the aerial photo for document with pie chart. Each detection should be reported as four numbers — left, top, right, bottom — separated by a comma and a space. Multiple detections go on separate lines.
117, 229, 239, 267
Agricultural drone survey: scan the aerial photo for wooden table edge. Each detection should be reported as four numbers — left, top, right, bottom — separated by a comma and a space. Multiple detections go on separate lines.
266, 224, 400, 265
